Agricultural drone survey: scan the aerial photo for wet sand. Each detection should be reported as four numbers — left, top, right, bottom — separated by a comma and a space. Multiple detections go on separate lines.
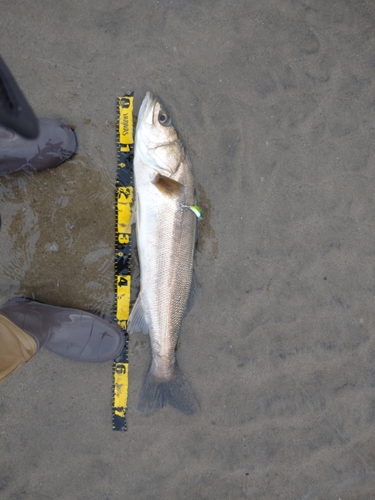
1, 1, 375, 498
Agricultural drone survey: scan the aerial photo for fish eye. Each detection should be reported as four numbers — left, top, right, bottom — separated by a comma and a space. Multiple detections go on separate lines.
158, 112, 172, 127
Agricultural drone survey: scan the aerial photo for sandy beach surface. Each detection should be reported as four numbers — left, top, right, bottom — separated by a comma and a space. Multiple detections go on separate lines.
1, 1, 375, 498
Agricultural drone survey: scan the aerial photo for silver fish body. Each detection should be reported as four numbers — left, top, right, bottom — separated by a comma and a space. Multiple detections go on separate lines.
128, 92, 199, 416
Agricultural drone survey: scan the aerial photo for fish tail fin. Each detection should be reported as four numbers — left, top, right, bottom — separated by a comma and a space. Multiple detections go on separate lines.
138, 360, 199, 417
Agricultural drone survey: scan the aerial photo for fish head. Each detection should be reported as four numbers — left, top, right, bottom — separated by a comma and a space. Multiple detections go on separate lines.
135, 92, 184, 176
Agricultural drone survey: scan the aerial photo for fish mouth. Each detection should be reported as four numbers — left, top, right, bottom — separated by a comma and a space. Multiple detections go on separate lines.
137, 92, 158, 130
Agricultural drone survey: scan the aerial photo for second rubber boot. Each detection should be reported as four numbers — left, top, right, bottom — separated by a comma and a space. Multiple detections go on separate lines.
0, 297, 124, 362
0, 117, 77, 176
0, 55, 39, 139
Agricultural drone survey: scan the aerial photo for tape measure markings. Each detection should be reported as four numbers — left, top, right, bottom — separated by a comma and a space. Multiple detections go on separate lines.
112, 93, 134, 431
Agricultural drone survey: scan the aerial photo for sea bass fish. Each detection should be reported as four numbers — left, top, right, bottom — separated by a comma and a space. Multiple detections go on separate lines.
128, 92, 199, 416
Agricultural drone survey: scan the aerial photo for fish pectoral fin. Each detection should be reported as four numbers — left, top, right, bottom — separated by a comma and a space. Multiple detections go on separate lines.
127, 295, 149, 335
153, 173, 184, 198
130, 198, 137, 226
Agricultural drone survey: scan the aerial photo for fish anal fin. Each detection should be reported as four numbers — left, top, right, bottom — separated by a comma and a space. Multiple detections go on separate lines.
127, 295, 149, 334
153, 173, 184, 198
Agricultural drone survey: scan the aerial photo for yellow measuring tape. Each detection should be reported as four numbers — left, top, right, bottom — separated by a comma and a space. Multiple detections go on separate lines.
112, 94, 134, 431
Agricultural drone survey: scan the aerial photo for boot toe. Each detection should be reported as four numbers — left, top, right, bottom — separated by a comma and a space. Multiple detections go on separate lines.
0, 298, 124, 362
46, 312, 125, 362
0, 118, 77, 175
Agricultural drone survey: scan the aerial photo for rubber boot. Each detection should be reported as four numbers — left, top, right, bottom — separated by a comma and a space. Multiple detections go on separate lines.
0, 118, 77, 176
0, 55, 39, 139
0, 297, 124, 362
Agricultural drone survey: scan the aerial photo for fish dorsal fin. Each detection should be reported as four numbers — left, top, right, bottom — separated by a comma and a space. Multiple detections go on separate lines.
153, 173, 184, 198
185, 270, 201, 316
127, 295, 149, 335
